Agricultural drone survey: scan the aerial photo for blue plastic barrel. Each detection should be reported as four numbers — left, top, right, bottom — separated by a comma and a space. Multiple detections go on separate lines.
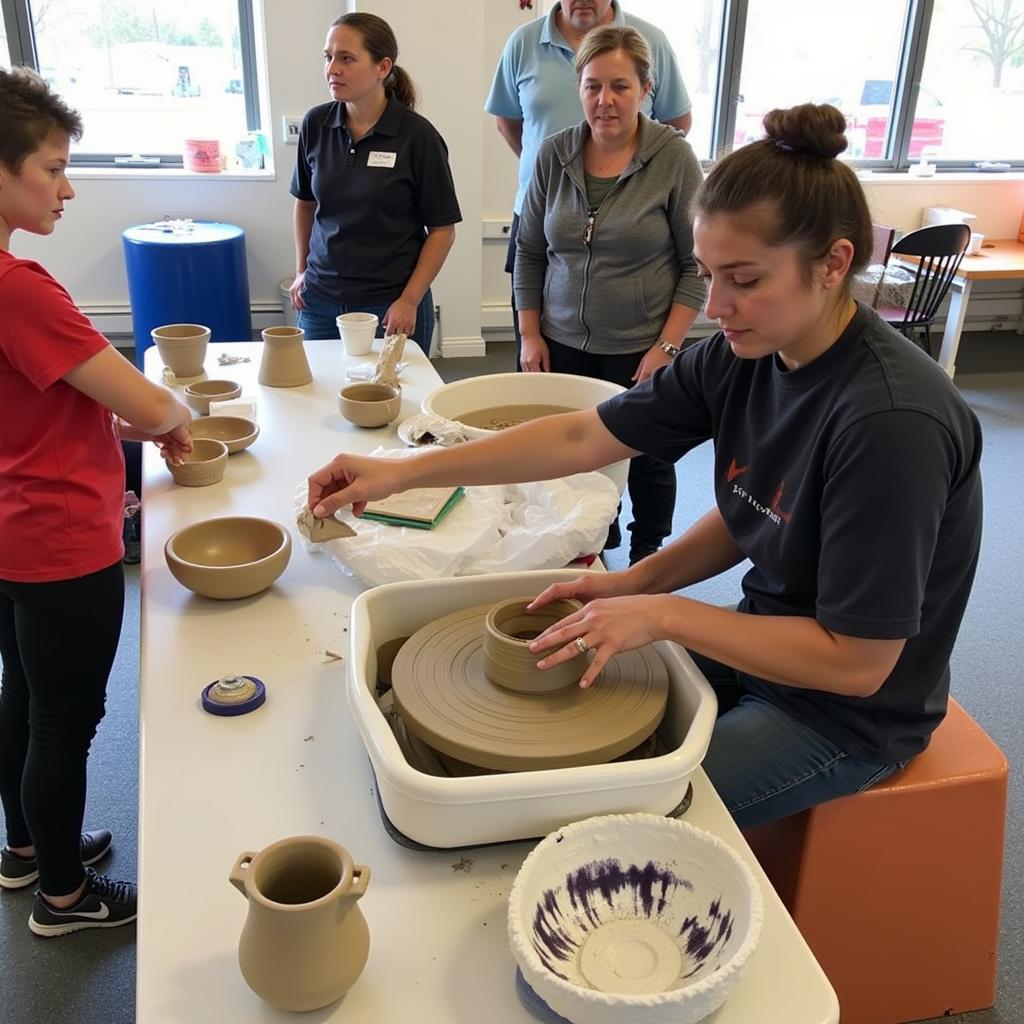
122, 221, 252, 368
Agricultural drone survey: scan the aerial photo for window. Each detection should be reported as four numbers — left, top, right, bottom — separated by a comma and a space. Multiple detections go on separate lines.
733, 0, 911, 161
2, 0, 262, 168
915, 0, 1024, 162
625, 0, 726, 161
538, 1, 1020, 171
1, 23, 10, 67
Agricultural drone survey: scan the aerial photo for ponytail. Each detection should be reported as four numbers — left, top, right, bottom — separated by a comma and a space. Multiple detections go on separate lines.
385, 64, 418, 111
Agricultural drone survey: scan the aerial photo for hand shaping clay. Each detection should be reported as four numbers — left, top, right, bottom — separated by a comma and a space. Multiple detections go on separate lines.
297, 506, 356, 542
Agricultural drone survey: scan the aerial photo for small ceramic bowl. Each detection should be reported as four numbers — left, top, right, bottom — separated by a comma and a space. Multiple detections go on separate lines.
164, 438, 228, 487
183, 379, 242, 415
190, 415, 260, 454
164, 516, 292, 600
483, 597, 585, 694
508, 813, 764, 1024
338, 383, 402, 428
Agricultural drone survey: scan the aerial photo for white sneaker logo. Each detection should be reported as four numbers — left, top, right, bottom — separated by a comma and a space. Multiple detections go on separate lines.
60, 901, 110, 920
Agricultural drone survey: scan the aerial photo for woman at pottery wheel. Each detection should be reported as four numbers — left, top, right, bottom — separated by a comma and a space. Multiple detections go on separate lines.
288, 12, 462, 354
0, 69, 191, 933
514, 26, 705, 565
307, 102, 982, 829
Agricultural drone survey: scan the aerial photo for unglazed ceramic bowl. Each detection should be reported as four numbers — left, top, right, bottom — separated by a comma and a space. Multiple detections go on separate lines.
338, 383, 402, 428
183, 379, 241, 415
164, 517, 291, 599
190, 415, 259, 453
421, 373, 628, 493
164, 437, 228, 487
483, 597, 585, 694
508, 814, 763, 1024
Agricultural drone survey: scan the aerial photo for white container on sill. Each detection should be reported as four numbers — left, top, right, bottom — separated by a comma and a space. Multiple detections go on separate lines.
347, 569, 717, 849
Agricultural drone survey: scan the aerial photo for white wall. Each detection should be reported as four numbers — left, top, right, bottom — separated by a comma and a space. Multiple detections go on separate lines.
7, 1, 1024, 350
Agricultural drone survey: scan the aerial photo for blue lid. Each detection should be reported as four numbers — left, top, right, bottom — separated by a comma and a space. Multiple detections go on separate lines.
201, 675, 266, 716
123, 221, 245, 246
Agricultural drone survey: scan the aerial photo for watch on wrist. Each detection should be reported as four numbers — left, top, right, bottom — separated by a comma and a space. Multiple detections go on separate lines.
658, 340, 681, 358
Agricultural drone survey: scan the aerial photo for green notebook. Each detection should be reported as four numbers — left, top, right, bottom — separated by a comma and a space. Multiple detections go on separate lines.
361, 486, 465, 530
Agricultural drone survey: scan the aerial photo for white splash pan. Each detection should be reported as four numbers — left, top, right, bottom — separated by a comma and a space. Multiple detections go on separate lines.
420, 373, 629, 494
348, 569, 716, 848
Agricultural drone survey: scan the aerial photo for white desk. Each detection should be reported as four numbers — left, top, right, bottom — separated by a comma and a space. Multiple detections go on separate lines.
138, 340, 839, 1024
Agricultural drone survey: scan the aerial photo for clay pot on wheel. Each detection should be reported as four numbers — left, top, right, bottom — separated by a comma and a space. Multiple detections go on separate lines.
259, 326, 312, 387
484, 597, 586, 694
229, 835, 370, 1011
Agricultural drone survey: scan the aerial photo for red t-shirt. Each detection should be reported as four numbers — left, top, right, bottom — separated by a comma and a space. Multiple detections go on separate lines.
0, 250, 125, 581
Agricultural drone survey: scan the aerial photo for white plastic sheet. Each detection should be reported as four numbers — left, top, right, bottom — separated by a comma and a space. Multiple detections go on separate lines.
294, 448, 619, 586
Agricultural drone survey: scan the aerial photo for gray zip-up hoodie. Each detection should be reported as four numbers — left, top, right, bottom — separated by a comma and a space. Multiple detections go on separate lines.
514, 115, 706, 355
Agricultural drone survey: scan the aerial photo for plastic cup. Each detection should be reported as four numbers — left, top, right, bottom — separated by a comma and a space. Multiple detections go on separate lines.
967, 232, 985, 255
336, 313, 378, 357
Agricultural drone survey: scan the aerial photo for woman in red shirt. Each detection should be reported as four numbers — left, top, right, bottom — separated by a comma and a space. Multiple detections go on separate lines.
0, 67, 192, 936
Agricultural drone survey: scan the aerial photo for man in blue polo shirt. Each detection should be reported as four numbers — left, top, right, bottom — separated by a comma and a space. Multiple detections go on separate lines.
485, 1, 692, 355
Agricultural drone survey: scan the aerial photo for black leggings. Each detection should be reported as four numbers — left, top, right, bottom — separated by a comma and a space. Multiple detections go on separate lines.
0, 561, 124, 896
545, 337, 676, 554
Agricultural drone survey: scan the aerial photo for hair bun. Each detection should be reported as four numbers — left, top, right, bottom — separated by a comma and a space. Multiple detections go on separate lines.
762, 103, 847, 159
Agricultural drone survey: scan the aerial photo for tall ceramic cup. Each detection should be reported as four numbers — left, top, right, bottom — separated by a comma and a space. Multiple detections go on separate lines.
259, 326, 312, 387
229, 836, 371, 1011
336, 312, 378, 357
151, 323, 210, 378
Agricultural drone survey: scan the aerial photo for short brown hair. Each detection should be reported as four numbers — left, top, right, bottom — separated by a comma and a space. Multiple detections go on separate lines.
574, 26, 653, 87
0, 66, 82, 172
694, 104, 873, 286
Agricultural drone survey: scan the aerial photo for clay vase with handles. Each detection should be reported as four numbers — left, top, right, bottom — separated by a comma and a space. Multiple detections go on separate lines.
229, 835, 370, 1011
259, 326, 312, 387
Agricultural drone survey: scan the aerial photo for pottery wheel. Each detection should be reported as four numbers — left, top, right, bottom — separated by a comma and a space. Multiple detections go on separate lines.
391, 604, 669, 772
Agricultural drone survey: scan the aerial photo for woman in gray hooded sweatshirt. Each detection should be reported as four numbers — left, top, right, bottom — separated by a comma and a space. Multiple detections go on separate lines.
514, 26, 706, 565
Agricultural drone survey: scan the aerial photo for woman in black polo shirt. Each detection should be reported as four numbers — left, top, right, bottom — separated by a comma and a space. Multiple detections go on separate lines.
289, 13, 461, 355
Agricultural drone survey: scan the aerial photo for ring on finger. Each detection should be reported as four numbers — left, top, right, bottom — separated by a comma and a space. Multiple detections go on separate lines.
573, 636, 589, 657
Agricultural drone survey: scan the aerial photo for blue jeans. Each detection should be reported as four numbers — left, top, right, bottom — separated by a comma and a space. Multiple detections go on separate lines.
296, 289, 435, 356
691, 650, 906, 828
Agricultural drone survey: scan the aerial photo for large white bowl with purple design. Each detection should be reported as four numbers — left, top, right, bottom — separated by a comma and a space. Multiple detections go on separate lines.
508, 813, 763, 1024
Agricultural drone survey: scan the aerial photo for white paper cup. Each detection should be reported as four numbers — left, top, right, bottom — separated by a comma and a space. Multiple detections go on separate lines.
967, 232, 985, 255
336, 313, 378, 356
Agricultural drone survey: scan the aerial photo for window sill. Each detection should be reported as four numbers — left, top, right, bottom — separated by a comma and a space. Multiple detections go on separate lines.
68, 167, 276, 182
857, 169, 1024, 184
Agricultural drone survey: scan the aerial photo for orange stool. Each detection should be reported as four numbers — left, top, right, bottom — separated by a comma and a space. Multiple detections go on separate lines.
744, 698, 1008, 1024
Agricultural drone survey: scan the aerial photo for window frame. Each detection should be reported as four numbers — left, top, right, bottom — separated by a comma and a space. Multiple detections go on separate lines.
715, 0, 1023, 172
1, 0, 262, 169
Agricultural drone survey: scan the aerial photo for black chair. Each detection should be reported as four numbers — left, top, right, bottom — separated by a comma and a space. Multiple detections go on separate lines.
877, 223, 970, 357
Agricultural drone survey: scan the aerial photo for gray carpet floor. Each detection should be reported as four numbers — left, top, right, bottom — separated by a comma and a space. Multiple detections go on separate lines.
0, 330, 1021, 1023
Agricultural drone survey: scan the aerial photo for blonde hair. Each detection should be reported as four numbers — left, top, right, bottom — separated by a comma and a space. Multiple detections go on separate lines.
574, 26, 653, 87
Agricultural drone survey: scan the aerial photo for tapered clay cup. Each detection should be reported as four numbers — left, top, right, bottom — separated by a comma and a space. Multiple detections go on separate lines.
230, 836, 370, 1012
259, 326, 312, 387
483, 597, 587, 694
151, 323, 210, 378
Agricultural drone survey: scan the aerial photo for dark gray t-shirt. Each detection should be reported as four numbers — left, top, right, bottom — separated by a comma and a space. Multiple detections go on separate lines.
598, 304, 983, 762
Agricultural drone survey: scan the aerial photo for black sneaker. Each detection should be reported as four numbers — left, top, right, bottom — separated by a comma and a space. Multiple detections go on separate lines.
0, 829, 112, 890
29, 867, 137, 937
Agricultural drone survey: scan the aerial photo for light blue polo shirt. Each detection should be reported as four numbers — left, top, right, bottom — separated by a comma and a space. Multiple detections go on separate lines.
485, 1, 691, 214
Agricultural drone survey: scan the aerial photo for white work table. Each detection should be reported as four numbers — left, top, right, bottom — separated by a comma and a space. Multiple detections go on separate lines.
138, 339, 839, 1023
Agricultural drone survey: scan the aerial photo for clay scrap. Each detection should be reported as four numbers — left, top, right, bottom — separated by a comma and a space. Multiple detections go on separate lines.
297, 506, 356, 542
372, 333, 407, 390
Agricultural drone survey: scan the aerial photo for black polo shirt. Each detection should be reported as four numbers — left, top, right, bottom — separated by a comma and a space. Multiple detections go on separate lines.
290, 97, 462, 305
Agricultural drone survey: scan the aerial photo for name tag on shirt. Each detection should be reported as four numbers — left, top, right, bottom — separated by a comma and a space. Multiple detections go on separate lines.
367, 150, 397, 168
